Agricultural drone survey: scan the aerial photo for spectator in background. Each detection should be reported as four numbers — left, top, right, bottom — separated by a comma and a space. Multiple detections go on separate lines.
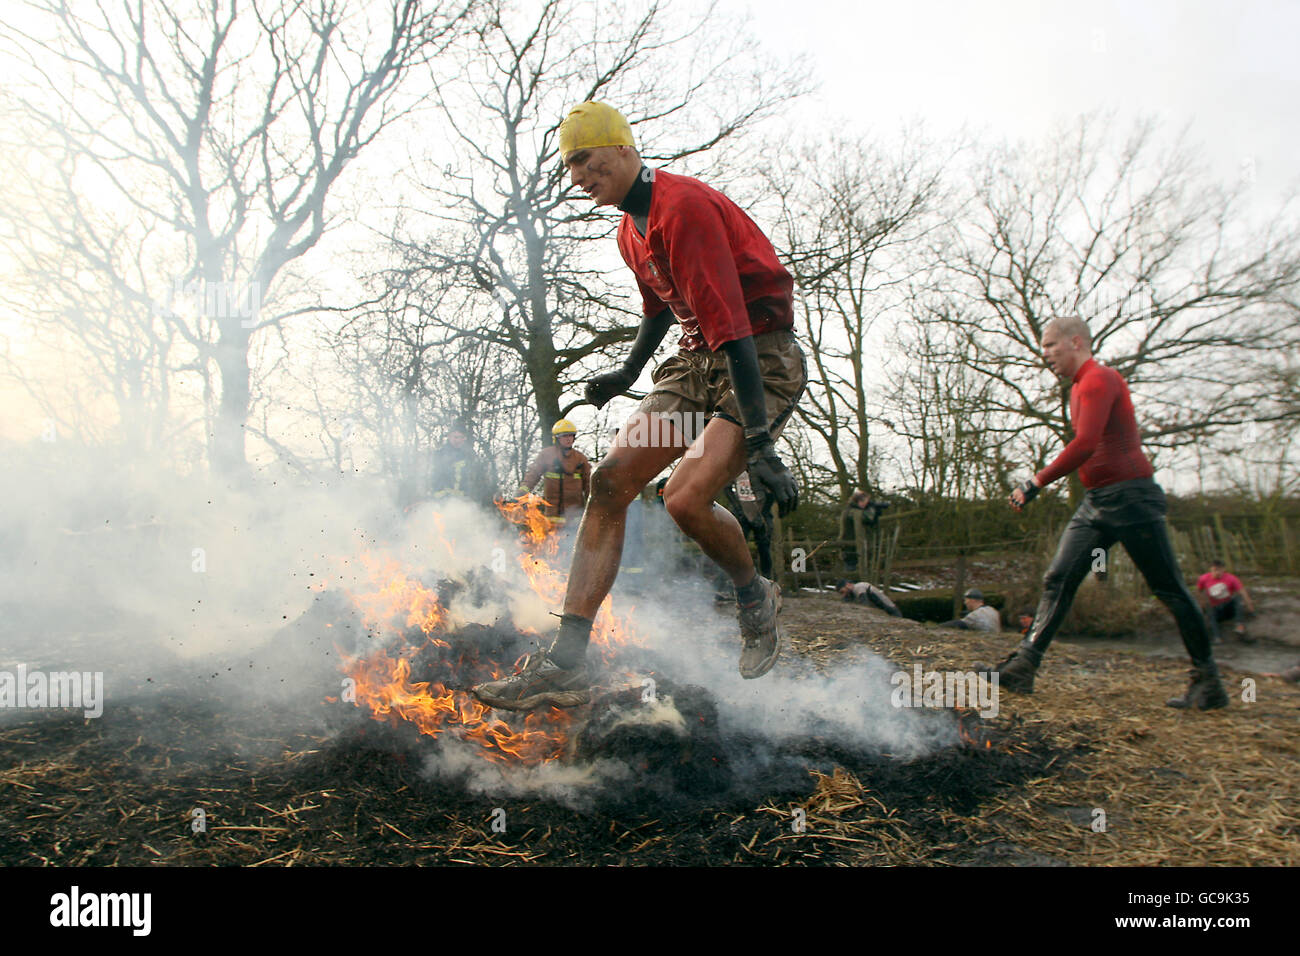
839, 489, 890, 573
1017, 608, 1035, 638
941, 588, 1001, 632
836, 579, 904, 618
430, 419, 494, 508
519, 419, 591, 523
1196, 559, 1256, 644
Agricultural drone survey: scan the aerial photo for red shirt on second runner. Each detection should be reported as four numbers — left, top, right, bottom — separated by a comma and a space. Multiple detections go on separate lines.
1035, 358, 1154, 490
616, 170, 794, 352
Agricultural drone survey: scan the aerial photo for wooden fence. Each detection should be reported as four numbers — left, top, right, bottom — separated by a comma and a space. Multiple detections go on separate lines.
768, 511, 1298, 601
1170, 516, 1297, 576
770, 511, 901, 592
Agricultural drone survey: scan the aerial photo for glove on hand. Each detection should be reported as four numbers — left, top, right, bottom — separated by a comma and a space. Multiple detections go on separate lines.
1010, 478, 1039, 511
585, 367, 636, 409
745, 434, 798, 516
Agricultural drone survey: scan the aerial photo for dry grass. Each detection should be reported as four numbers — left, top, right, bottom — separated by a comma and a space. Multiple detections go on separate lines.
3, 591, 1295, 866
782, 593, 1300, 865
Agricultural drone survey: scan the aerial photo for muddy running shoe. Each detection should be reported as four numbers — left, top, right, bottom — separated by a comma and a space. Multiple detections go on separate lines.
973, 648, 1018, 673
1233, 625, 1256, 645
1165, 664, 1229, 711
737, 576, 783, 679
993, 650, 1040, 694
471, 652, 590, 712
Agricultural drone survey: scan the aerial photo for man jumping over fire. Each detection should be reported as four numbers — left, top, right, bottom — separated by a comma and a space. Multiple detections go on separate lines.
992, 316, 1228, 710
474, 101, 805, 711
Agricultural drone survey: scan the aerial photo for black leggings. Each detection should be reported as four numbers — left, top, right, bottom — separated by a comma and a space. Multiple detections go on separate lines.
1021, 479, 1213, 666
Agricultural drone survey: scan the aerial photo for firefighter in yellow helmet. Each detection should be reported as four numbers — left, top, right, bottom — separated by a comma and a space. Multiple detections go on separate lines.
518, 419, 591, 523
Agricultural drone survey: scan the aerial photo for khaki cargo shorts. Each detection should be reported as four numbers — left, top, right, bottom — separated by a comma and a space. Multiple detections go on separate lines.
634, 330, 807, 446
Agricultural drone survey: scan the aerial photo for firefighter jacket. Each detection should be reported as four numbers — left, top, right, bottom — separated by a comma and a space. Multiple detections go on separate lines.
520, 445, 590, 520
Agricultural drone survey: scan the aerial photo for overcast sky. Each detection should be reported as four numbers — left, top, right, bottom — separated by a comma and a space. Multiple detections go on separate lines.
745, 0, 1299, 218
3, 0, 1296, 491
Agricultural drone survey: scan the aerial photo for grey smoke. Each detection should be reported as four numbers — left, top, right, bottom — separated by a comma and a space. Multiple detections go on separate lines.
1, 446, 957, 803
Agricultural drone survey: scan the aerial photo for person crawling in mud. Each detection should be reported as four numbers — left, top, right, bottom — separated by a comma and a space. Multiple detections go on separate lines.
836, 579, 904, 618
1263, 663, 1300, 684
940, 588, 1001, 632
473, 102, 805, 712
990, 316, 1228, 711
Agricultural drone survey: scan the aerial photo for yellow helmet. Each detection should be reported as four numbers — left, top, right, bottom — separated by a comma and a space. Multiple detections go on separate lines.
558, 102, 635, 157
552, 419, 577, 438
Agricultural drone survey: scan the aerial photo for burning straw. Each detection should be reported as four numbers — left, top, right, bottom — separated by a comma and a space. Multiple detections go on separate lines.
336, 495, 639, 767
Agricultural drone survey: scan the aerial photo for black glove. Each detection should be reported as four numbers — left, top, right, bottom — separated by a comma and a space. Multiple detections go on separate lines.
585, 367, 635, 409
745, 434, 798, 516
1011, 478, 1039, 510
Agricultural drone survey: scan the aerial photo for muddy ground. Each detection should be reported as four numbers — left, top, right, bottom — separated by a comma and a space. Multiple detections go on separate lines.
1, 581, 1296, 867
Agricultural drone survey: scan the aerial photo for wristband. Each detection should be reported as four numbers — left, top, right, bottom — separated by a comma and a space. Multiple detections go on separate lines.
744, 427, 772, 456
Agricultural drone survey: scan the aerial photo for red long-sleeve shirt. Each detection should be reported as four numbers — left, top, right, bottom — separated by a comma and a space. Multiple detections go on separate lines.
1035, 358, 1154, 490
616, 170, 794, 352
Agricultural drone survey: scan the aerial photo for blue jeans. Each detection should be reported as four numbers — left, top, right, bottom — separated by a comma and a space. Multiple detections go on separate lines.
1206, 594, 1244, 640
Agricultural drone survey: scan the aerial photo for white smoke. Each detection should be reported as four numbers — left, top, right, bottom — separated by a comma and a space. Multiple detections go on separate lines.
419, 737, 634, 810
1, 444, 958, 804
619, 578, 959, 760
411, 508, 961, 801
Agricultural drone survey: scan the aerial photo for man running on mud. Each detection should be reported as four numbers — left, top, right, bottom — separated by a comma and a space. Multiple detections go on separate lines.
993, 316, 1228, 710
474, 101, 805, 711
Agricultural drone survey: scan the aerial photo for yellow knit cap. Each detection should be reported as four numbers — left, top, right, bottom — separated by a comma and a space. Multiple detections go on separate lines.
558, 102, 635, 156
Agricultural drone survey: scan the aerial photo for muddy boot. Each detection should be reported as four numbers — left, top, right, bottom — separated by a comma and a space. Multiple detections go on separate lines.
993, 649, 1040, 694
1165, 663, 1229, 711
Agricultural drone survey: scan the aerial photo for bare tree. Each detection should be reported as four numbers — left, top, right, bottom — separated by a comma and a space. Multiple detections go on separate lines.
0, 0, 471, 474
1199, 347, 1300, 499
762, 131, 949, 502
881, 301, 1019, 502
932, 116, 1300, 489
0, 120, 189, 455
318, 253, 529, 503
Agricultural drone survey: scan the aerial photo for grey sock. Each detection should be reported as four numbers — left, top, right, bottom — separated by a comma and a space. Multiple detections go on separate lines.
548, 613, 593, 670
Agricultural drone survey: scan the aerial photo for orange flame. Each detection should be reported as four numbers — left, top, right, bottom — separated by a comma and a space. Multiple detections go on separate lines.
955, 711, 994, 750
347, 648, 571, 764
337, 496, 642, 765
349, 553, 449, 640
496, 493, 558, 552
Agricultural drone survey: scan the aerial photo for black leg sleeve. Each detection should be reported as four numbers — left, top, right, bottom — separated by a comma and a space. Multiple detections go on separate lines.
1022, 505, 1115, 663
1117, 520, 1215, 666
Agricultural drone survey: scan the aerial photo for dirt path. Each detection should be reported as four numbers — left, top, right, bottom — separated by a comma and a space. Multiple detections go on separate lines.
2, 588, 1296, 866
781, 592, 1300, 865
1057, 574, 1299, 673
